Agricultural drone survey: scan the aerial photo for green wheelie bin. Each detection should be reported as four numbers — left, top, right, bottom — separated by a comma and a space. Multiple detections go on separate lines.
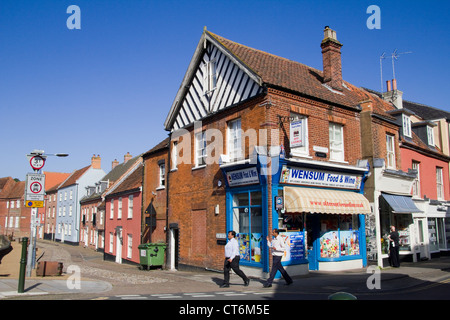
138, 243, 167, 270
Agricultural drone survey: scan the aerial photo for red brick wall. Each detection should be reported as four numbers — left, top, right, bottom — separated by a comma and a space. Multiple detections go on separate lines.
168, 89, 364, 270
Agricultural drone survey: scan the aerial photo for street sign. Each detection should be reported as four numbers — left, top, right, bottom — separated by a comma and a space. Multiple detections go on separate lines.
25, 201, 44, 208
25, 173, 45, 201
28, 155, 46, 171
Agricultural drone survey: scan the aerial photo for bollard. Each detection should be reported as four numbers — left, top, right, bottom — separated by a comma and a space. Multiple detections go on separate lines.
18, 237, 28, 293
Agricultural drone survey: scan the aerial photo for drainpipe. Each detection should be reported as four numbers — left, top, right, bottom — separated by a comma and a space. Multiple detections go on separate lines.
165, 133, 171, 267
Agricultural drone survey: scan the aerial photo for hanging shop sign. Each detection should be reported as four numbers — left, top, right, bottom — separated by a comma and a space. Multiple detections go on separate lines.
279, 165, 362, 190
226, 167, 259, 187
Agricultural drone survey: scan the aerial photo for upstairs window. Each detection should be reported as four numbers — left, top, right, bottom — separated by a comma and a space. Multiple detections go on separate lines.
402, 114, 412, 138
386, 134, 396, 169
427, 126, 435, 147
228, 118, 242, 161
290, 115, 309, 157
329, 123, 344, 162
159, 163, 166, 187
195, 131, 207, 167
203, 59, 217, 95
436, 167, 444, 200
412, 161, 420, 198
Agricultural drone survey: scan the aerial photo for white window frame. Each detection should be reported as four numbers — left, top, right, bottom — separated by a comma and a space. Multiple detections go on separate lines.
386, 134, 396, 169
127, 234, 133, 259
437, 167, 444, 200
227, 118, 242, 161
159, 163, 166, 188
329, 123, 345, 162
109, 232, 114, 253
203, 59, 217, 95
427, 126, 435, 146
118, 197, 122, 219
412, 161, 421, 198
195, 131, 207, 167
110, 199, 114, 219
290, 115, 309, 157
128, 195, 133, 219
171, 141, 178, 170
402, 114, 412, 138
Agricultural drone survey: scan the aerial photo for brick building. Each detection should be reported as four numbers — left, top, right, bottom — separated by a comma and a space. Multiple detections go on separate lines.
161, 27, 402, 275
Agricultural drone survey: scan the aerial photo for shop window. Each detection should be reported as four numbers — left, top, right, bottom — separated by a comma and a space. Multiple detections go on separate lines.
232, 191, 263, 264
319, 214, 360, 258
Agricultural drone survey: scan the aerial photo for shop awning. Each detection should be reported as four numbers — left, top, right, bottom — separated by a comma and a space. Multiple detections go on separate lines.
381, 193, 422, 214
284, 187, 371, 215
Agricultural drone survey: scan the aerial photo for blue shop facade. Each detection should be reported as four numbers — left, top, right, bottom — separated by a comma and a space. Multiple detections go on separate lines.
220, 151, 371, 275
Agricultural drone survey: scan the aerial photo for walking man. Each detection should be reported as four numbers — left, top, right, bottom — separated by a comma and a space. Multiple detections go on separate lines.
220, 231, 250, 288
264, 229, 293, 288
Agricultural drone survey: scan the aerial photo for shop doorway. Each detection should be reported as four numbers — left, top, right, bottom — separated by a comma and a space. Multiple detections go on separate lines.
306, 214, 319, 270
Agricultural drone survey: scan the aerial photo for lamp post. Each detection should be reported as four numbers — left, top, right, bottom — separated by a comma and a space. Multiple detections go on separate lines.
24, 150, 68, 277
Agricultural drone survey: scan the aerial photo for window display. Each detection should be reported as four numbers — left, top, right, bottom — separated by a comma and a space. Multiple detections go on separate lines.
319, 214, 360, 258
232, 191, 263, 264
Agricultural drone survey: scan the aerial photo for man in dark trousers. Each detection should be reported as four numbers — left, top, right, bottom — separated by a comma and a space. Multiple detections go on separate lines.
263, 229, 293, 287
388, 225, 400, 267
220, 231, 250, 288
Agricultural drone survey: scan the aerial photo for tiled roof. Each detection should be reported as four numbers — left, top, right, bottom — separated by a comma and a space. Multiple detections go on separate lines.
43, 172, 71, 191
59, 165, 91, 189
207, 31, 394, 113
107, 163, 143, 197
143, 138, 169, 158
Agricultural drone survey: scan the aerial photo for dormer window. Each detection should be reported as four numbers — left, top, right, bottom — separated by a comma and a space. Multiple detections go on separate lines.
427, 126, 435, 146
402, 114, 411, 138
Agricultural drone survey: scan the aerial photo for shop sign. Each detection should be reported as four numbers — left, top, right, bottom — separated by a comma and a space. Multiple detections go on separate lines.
226, 167, 259, 187
279, 165, 362, 190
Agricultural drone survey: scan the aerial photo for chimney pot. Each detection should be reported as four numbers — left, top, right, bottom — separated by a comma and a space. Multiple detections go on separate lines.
392, 79, 397, 91
386, 80, 392, 92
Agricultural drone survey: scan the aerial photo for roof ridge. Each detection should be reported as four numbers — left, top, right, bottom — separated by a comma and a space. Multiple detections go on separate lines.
206, 30, 324, 77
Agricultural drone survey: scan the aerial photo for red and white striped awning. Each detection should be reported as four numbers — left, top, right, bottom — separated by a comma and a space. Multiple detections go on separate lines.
284, 187, 371, 215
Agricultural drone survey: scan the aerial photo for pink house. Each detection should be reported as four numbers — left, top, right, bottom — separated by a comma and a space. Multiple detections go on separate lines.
104, 163, 143, 265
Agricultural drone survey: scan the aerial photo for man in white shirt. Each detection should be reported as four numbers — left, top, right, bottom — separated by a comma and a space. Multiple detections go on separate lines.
220, 230, 250, 288
263, 229, 293, 287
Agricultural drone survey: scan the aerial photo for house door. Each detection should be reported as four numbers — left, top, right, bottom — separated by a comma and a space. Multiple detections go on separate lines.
116, 227, 122, 264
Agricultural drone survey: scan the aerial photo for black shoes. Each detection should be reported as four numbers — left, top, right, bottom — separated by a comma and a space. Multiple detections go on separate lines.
244, 279, 250, 286
220, 283, 230, 288
285, 281, 293, 286
263, 283, 272, 288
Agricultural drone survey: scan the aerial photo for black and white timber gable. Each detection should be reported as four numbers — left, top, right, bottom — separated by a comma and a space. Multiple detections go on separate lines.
164, 29, 264, 131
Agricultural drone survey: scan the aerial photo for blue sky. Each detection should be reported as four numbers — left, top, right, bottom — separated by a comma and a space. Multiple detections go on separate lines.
1, 0, 449, 179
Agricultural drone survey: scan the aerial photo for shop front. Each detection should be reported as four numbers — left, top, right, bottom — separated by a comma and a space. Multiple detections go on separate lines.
221, 152, 371, 274
378, 193, 422, 265
276, 161, 371, 271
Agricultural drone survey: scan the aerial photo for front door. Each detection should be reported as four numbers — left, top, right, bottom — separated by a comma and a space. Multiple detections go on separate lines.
306, 214, 319, 270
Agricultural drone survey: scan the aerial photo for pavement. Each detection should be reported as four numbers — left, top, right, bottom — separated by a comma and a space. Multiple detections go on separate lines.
1, 239, 450, 300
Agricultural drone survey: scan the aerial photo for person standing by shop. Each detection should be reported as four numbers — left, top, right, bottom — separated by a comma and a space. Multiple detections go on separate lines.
388, 225, 400, 268
220, 231, 250, 288
263, 229, 293, 288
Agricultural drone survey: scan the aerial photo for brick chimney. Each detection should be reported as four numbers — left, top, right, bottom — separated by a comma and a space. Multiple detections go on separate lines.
91, 154, 101, 169
321, 26, 343, 91
124, 152, 132, 163
112, 159, 119, 170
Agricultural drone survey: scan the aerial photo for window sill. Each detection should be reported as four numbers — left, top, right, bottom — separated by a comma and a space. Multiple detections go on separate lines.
156, 186, 165, 191
329, 159, 348, 164
192, 165, 206, 171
